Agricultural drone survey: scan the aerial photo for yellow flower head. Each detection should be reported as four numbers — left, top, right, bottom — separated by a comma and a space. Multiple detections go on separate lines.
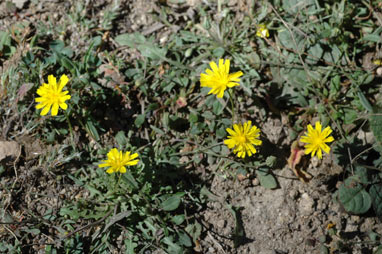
98, 148, 139, 174
200, 59, 243, 98
256, 24, 269, 38
35, 74, 71, 116
373, 59, 382, 66
224, 121, 262, 158
300, 121, 334, 159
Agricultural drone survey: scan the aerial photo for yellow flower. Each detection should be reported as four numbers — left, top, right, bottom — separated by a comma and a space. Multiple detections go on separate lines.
224, 121, 262, 158
256, 24, 269, 38
373, 59, 382, 66
300, 121, 334, 159
35, 74, 71, 116
200, 59, 243, 98
98, 148, 139, 174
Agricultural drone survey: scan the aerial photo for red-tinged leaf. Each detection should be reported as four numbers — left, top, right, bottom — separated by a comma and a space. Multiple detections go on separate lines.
287, 140, 312, 182
287, 140, 305, 169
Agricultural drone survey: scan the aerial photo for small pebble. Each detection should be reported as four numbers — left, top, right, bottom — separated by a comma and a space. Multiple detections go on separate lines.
252, 178, 260, 186
216, 219, 226, 228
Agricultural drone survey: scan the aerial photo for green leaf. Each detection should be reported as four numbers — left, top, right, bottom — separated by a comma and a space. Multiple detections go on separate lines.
374, 245, 382, 254
49, 40, 65, 52
212, 47, 225, 58
343, 108, 357, 124
370, 107, 382, 144
134, 114, 145, 128
24, 228, 40, 235
320, 245, 329, 254
171, 215, 185, 225
150, 125, 165, 135
115, 32, 167, 61
338, 177, 372, 214
226, 204, 245, 248
368, 231, 379, 242
363, 34, 382, 43
162, 236, 183, 254
178, 231, 192, 247
265, 156, 277, 167
124, 238, 137, 254
212, 100, 224, 115
161, 193, 184, 211
185, 222, 202, 241
86, 120, 100, 141
256, 168, 277, 189
369, 184, 382, 217
323, 44, 343, 64
45, 245, 58, 254
189, 112, 198, 123
278, 26, 304, 52
86, 184, 103, 198
307, 43, 323, 64
357, 91, 373, 112
115, 131, 127, 147
0, 31, 11, 51
122, 171, 139, 189
282, 0, 315, 14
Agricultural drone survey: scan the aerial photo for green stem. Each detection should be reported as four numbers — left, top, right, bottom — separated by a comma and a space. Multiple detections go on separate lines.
65, 111, 75, 150
228, 89, 236, 124
114, 173, 122, 193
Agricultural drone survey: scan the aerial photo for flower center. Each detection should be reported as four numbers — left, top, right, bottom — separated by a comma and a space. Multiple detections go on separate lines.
217, 71, 229, 85
311, 133, 324, 147
237, 135, 247, 144
48, 91, 61, 103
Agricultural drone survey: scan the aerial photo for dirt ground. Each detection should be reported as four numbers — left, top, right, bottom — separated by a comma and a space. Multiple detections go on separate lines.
1, 0, 381, 253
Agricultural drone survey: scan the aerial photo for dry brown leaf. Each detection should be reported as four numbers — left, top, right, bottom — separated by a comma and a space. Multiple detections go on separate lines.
98, 63, 126, 89
11, 0, 28, 9
0, 141, 20, 161
236, 173, 248, 181
16, 82, 33, 103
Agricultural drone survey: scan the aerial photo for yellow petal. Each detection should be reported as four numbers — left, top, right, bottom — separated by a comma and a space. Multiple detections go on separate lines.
98, 162, 109, 168
226, 128, 236, 136
228, 71, 243, 80
58, 74, 69, 90
233, 124, 242, 134
226, 82, 240, 88
217, 89, 225, 98
130, 153, 139, 160
119, 166, 127, 173
307, 124, 314, 133
35, 97, 46, 103
209, 61, 218, 73
223, 59, 230, 74
321, 143, 331, 154
316, 148, 323, 159
36, 102, 47, 109
59, 102, 68, 110
315, 121, 322, 133
126, 159, 139, 166
40, 105, 51, 116
48, 75, 57, 86
300, 135, 310, 143
51, 103, 59, 116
